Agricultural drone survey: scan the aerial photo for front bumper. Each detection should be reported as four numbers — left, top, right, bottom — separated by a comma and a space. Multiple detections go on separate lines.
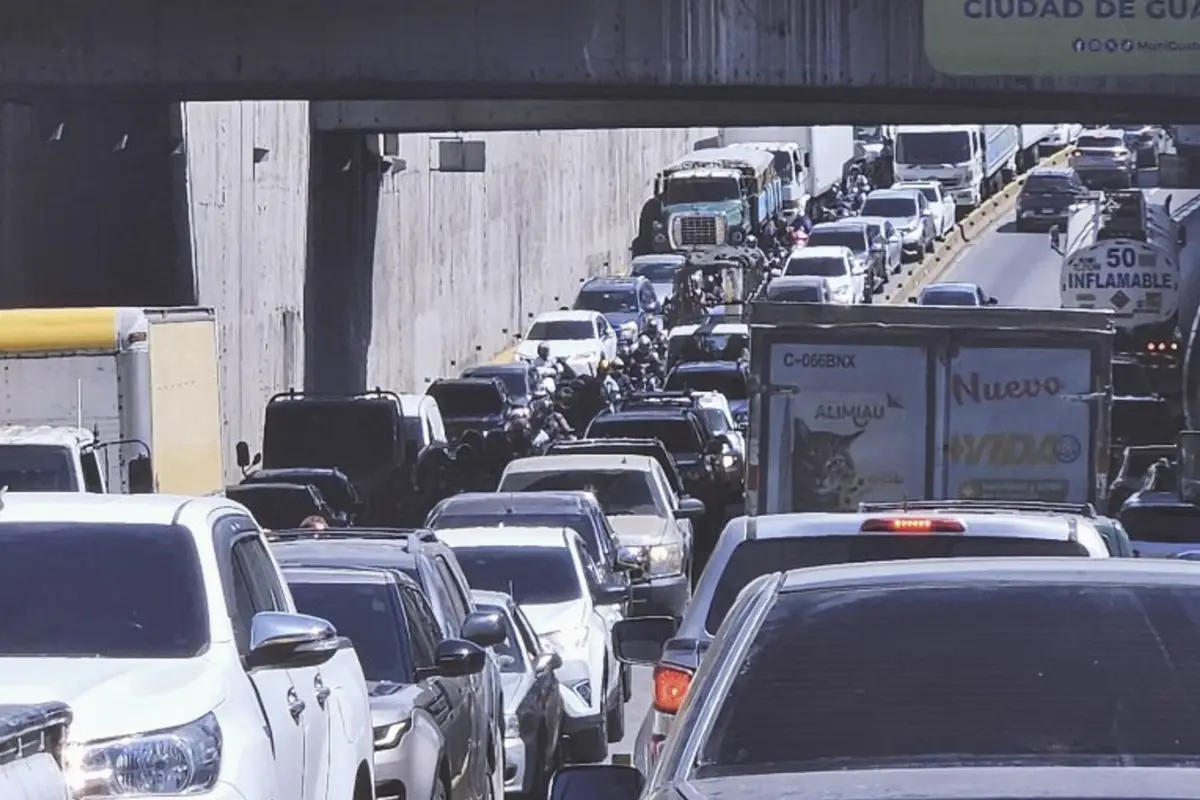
504, 736, 529, 794
900, 229, 923, 252
1016, 207, 1068, 229
630, 573, 690, 620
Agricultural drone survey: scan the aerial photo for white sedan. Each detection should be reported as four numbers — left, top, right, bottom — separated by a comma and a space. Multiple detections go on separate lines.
515, 310, 617, 374
893, 180, 956, 239
783, 245, 866, 305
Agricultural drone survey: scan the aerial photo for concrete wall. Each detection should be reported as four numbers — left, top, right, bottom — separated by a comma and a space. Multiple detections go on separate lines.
180, 100, 712, 469
366, 128, 715, 390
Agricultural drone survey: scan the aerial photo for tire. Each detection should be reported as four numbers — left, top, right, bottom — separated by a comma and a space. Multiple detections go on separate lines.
487, 731, 503, 800
622, 664, 632, 703
606, 683, 626, 743
567, 717, 608, 763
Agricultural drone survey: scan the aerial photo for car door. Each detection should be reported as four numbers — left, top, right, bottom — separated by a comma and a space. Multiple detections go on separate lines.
216, 520, 309, 800
512, 606, 562, 750
400, 585, 473, 800
884, 221, 901, 267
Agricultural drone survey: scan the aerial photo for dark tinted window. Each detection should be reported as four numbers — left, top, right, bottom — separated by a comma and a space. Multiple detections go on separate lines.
665, 368, 747, 400
699, 583, 1200, 775
1077, 135, 1123, 149
860, 197, 918, 218
895, 131, 971, 164
0, 523, 207, 657
263, 400, 397, 471
1024, 175, 1074, 194
452, 547, 582, 605
588, 417, 703, 454
527, 320, 594, 340
785, 256, 846, 278
630, 260, 681, 282
663, 178, 740, 205
500, 469, 662, 516
431, 511, 602, 562
288, 580, 412, 683
706, 536, 1089, 633
428, 383, 503, 417
669, 333, 749, 365
399, 586, 440, 668
767, 284, 825, 303
806, 230, 868, 253
0, 445, 78, 491
576, 289, 638, 314
919, 289, 978, 306
461, 368, 529, 401
229, 486, 322, 531
1119, 505, 1200, 543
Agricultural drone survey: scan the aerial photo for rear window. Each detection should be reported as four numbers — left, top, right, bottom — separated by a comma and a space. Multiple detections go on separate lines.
664, 368, 747, 400
806, 230, 867, 252
1119, 505, 1200, 544
1022, 175, 1074, 194
263, 400, 397, 471
429, 510, 603, 563
705, 535, 1089, 633
452, 546, 582, 605
1077, 135, 1123, 149
919, 289, 977, 306
698, 583, 1200, 775
588, 416, 703, 454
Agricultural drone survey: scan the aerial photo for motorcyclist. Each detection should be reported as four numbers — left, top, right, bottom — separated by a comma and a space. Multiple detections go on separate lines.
531, 343, 558, 377
845, 165, 871, 209
599, 358, 624, 411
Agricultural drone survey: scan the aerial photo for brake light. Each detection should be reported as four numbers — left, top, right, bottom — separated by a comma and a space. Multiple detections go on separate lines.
653, 664, 693, 714
860, 517, 966, 534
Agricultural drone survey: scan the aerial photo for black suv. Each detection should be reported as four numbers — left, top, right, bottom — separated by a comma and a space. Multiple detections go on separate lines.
1015, 166, 1088, 232
267, 527, 506, 780
460, 363, 541, 409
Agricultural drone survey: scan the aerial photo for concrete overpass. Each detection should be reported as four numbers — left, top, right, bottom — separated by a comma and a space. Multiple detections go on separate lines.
6, 0, 1200, 124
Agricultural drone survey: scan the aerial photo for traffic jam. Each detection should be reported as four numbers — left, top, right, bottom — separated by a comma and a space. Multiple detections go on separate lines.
6, 123, 1200, 800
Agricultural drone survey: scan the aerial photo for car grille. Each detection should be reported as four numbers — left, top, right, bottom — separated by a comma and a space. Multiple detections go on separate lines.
677, 215, 718, 246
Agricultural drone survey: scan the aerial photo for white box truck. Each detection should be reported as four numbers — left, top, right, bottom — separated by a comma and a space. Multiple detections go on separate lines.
893, 124, 1020, 211
714, 126, 857, 210
744, 303, 1113, 515
0, 306, 224, 494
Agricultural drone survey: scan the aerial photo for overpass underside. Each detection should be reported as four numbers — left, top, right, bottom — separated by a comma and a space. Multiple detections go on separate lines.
2, 0, 1199, 123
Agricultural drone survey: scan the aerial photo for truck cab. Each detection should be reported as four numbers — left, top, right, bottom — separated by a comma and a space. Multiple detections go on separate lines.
0, 424, 150, 494
654, 147, 780, 250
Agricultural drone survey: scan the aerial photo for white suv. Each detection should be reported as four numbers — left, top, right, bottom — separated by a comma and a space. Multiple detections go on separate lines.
0, 492, 374, 799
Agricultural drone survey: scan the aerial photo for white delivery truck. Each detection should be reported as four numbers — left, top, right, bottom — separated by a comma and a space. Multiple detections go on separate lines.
893, 124, 1020, 211
713, 127, 857, 211
1018, 125, 1058, 171
744, 302, 1113, 515
0, 306, 224, 494
1055, 189, 1185, 402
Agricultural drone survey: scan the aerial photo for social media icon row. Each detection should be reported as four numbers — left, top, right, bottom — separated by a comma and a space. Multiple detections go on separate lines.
1072, 37, 1135, 52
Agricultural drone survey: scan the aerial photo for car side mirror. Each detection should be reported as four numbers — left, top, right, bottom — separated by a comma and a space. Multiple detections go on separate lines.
593, 580, 628, 606
461, 609, 507, 648
704, 437, 726, 455
986, 296, 999, 306
613, 616, 678, 665
675, 497, 706, 520
1049, 226, 1062, 254
423, 639, 487, 678
246, 612, 342, 670
127, 455, 155, 494
536, 651, 563, 672
907, 296, 918, 304
550, 765, 644, 800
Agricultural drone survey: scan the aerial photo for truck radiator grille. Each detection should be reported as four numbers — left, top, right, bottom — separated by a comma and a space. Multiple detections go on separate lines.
678, 216, 718, 246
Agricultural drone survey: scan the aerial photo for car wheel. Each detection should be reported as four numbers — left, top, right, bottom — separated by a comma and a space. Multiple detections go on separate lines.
606, 683, 626, 743
622, 664, 632, 703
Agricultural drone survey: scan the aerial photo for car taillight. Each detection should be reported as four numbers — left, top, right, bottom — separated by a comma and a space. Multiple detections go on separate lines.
653, 664, 693, 714
860, 517, 966, 534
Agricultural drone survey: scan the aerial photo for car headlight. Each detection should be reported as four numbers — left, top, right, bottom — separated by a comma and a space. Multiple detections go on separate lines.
374, 719, 411, 750
545, 625, 589, 654
648, 542, 684, 577
721, 453, 737, 469
65, 713, 221, 797
565, 679, 593, 705
504, 713, 521, 739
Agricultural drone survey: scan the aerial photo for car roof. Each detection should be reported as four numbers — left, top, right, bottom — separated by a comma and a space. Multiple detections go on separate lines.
867, 188, 920, 200
777, 555, 1198, 593
0, 425, 96, 448
921, 282, 979, 293
594, 408, 693, 425
1028, 166, 1075, 178
532, 310, 601, 323
672, 359, 743, 373
503, 453, 656, 474
718, 511, 1109, 554
854, 216, 893, 227
435, 525, 575, 550
811, 220, 868, 232
433, 491, 593, 515
892, 180, 939, 188
631, 254, 687, 266
282, 565, 396, 586
462, 363, 528, 375
769, 275, 829, 289
581, 276, 643, 289
0, 492, 229, 525
788, 245, 851, 259
270, 538, 421, 571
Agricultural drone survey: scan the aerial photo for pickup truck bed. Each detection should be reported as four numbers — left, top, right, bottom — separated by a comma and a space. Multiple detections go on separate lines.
0, 702, 72, 800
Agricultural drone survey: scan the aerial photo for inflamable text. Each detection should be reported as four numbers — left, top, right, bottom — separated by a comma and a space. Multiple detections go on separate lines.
1065, 272, 1175, 290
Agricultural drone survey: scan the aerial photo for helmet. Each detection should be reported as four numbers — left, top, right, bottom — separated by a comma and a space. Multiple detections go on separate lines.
610, 356, 624, 370
537, 343, 550, 359
598, 358, 610, 373
647, 317, 662, 334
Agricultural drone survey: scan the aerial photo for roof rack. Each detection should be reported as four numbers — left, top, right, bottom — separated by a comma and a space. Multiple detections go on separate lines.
856, 499, 1098, 518
266, 528, 439, 544
267, 387, 403, 405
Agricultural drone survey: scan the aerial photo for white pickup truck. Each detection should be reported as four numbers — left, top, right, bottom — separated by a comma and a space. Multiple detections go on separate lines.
892, 180, 957, 239
0, 492, 376, 800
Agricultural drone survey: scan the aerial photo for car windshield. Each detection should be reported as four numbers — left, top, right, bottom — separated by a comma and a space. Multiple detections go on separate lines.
665, 368, 748, 400
664, 177, 740, 205
669, 334, 749, 365
0, 523, 208, 658
861, 197, 918, 218
700, 408, 732, 434
704, 536, 1089, 633
575, 289, 638, 314
500, 469, 662, 516
451, 547, 582, 605
527, 320, 594, 341
0, 445, 79, 491
1078, 135, 1123, 149
920, 289, 978, 306
767, 285, 824, 302
855, 126, 884, 143
431, 511, 603, 563
589, 416, 704, 455
476, 602, 526, 673
462, 369, 528, 401
806, 230, 867, 253
785, 256, 846, 278
697, 583, 1200, 775
1024, 175, 1075, 194
263, 400, 398, 472
288, 580, 412, 684
1119, 505, 1200, 544
895, 131, 971, 164
631, 260, 681, 282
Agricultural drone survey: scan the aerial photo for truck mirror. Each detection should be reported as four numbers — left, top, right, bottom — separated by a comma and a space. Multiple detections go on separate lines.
1049, 226, 1062, 254
236, 441, 251, 468
128, 456, 155, 494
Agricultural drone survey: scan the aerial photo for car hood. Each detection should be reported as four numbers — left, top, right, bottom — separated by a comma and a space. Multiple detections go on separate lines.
604, 311, 642, 330
0, 656, 225, 743
516, 339, 600, 360
609, 514, 673, 547
366, 680, 422, 727
501, 672, 533, 712
520, 600, 587, 636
